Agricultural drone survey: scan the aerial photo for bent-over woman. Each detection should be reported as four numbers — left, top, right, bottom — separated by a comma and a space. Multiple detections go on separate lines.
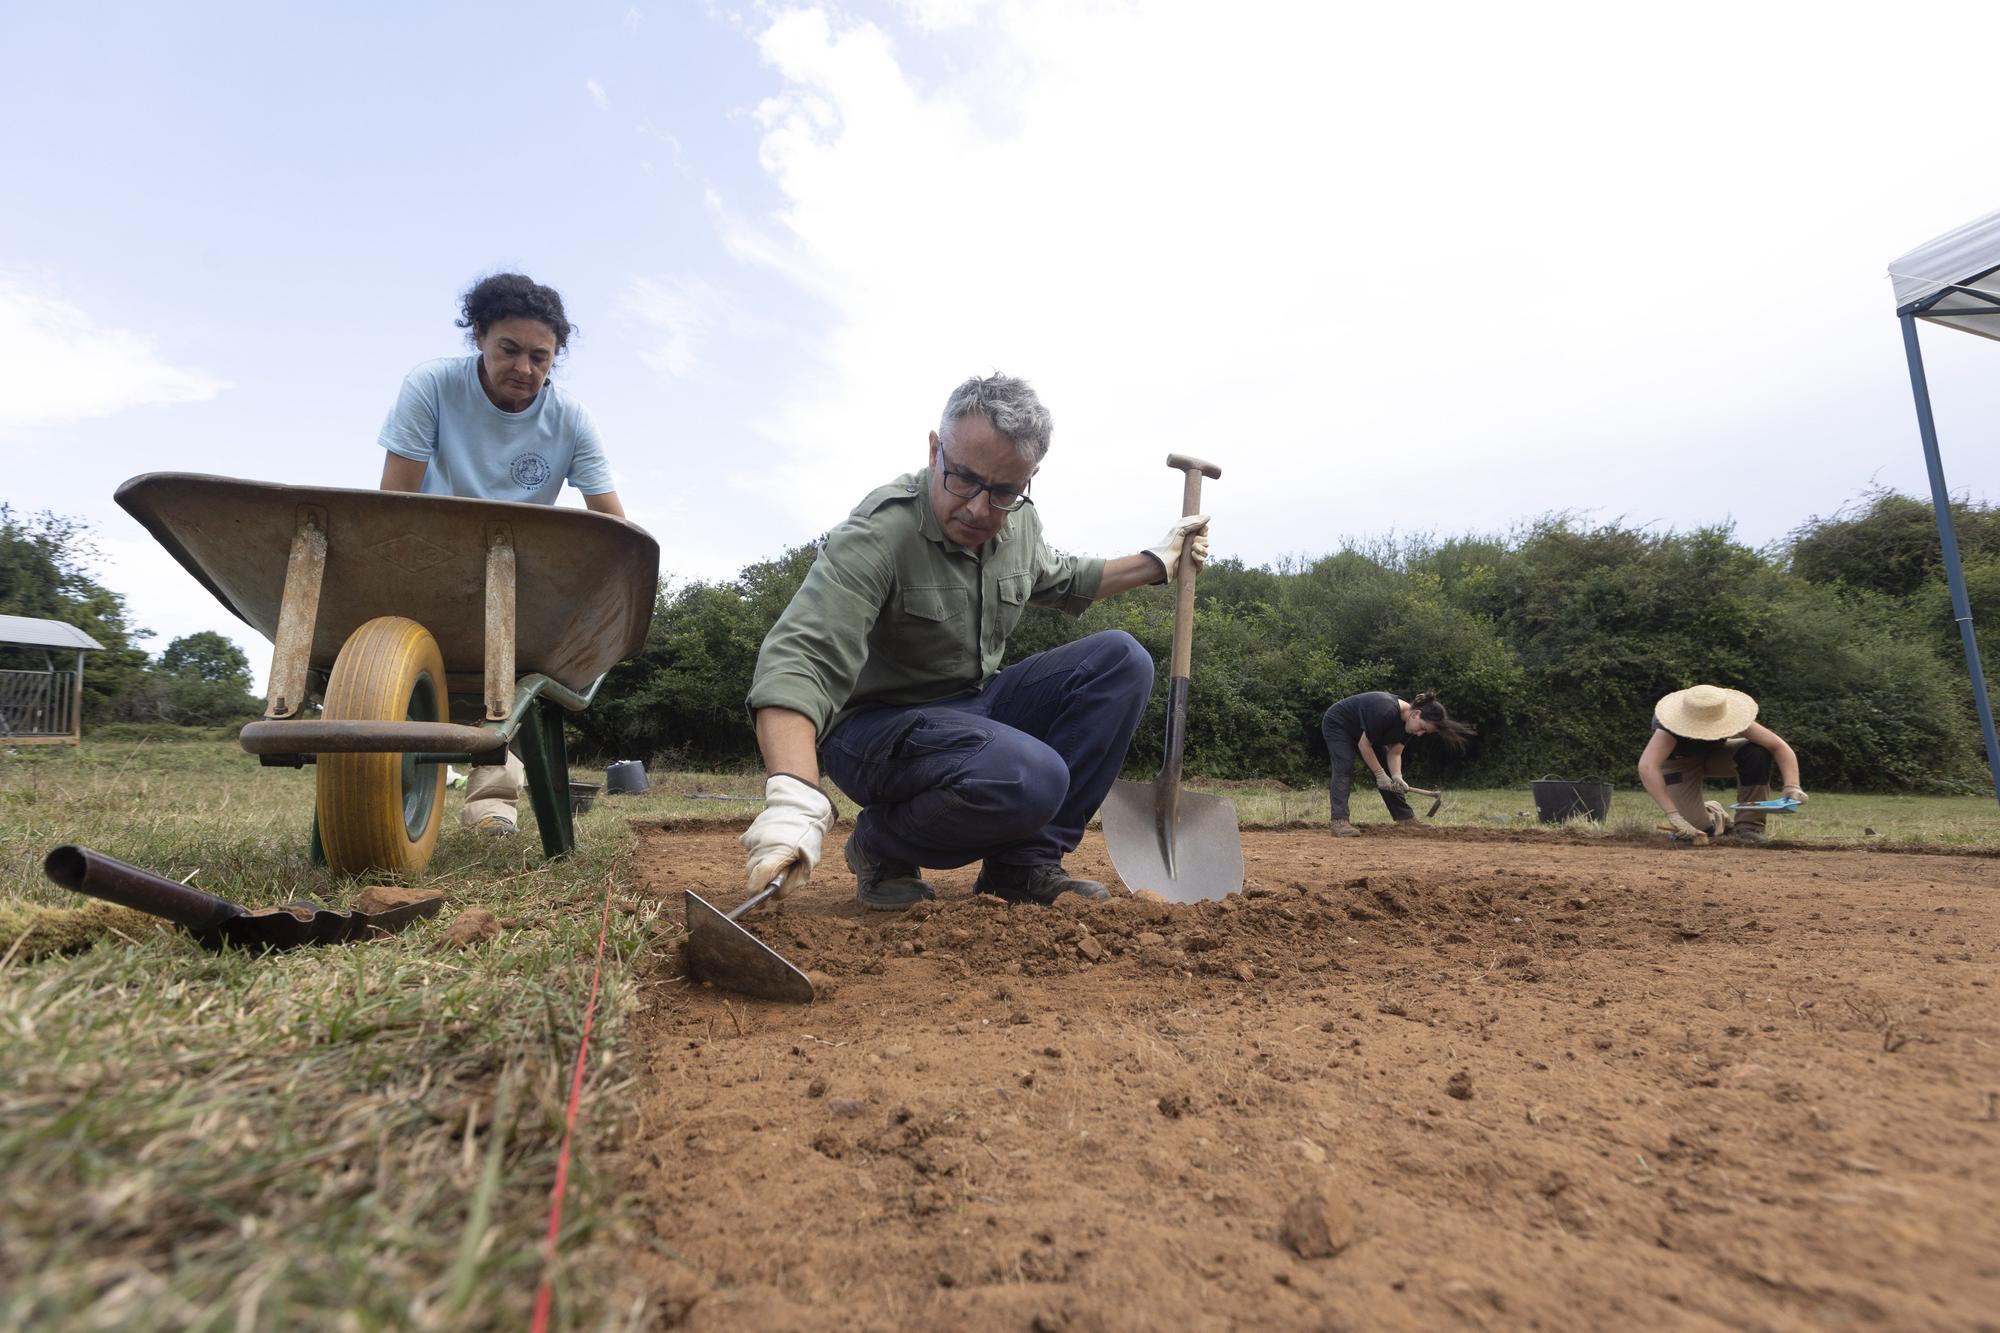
1639, 684, 1807, 845
1321, 690, 1476, 837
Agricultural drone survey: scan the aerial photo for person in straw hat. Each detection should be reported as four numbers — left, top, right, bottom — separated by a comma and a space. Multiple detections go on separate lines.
1638, 684, 1807, 844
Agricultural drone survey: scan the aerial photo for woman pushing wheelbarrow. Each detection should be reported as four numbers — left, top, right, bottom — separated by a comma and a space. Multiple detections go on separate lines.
114, 272, 656, 878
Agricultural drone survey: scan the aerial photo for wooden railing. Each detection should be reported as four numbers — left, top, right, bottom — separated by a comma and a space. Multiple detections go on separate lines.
0, 668, 77, 741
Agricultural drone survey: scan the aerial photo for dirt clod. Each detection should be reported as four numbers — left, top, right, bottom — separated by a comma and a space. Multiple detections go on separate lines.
439, 908, 501, 949
826, 1097, 866, 1118
1446, 1070, 1474, 1100
1279, 1180, 1357, 1258
353, 885, 443, 915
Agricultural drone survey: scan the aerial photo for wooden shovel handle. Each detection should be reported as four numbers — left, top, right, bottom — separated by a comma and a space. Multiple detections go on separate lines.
1165, 455, 1219, 680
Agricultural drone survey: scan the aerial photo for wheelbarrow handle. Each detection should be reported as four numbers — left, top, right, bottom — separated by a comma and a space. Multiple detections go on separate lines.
44, 845, 245, 931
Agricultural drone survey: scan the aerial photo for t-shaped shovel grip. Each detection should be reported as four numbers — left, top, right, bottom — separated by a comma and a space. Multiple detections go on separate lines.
1164, 454, 1220, 681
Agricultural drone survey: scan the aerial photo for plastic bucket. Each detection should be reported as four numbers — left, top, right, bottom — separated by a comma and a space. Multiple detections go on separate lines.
568, 781, 601, 815
1530, 775, 1612, 823
604, 760, 649, 796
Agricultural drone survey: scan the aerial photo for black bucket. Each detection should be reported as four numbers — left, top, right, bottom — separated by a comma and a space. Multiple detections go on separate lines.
1530, 775, 1612, 823
568, 781, 601, 815
604, 760, 649, 796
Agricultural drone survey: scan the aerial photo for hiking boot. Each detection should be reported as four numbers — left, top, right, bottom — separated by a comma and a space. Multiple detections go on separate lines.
1392, 817, 1431, 833
473, 815, 516, 836
1728, 824, 1769, 846
1331, 820, 1361, 838
974, 861, 1110, 906
844, 837, 936, 912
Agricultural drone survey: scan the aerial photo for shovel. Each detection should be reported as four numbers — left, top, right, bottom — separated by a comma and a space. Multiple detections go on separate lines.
1101, 454, 1245, 903
682, 878, 814, 1003
44, 844, 442, 951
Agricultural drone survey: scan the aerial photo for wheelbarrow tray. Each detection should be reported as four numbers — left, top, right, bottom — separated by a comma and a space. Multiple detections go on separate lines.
115, 473, 657, 693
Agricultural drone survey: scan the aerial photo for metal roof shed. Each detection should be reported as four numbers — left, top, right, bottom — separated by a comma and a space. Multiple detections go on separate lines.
0, 614, 104, 746
1889, 211, 2000, 804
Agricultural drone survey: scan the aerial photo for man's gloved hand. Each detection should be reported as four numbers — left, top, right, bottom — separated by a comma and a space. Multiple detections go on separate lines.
1146, 515, 1211, 584
1703, 799, 1733, 836
1665, 812, 1704, 841
1375, 772, 1409, 794
1781, 784, 1808, 805
740, 774, 835, 897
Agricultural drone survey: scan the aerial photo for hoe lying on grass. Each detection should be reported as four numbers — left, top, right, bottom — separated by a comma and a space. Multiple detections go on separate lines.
43, 844, 441, 951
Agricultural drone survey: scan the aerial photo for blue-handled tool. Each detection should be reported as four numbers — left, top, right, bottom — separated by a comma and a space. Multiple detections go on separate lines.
1730, 797, 1802, 813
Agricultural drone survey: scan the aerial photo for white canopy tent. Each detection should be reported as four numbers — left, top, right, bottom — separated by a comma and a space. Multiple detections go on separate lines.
1888, 211, 2000, 805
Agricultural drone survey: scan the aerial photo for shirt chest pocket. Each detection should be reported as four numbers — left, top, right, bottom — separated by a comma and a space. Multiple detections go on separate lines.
994, 572, 1033, 641
892, 585, 976, 673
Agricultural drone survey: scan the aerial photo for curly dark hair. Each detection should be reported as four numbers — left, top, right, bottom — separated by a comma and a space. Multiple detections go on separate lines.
456, 273, 574, 353
1412, 690, 1478, 753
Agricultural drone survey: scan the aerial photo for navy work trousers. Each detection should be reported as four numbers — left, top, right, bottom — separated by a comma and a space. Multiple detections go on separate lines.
821, 631, 1154, 870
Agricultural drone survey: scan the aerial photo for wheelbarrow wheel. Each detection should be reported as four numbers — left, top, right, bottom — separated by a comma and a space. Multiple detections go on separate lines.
316, 616, 448, 875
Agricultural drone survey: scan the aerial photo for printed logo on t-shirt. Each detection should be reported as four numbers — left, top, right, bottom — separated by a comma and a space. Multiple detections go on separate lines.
511, 453, 553, 490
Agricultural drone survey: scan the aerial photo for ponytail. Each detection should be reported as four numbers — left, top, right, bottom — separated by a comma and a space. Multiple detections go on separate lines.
1412, 690, 1477, 754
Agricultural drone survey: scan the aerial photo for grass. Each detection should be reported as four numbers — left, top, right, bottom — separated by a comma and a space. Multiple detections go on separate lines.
3, 742, 1995, 1329
1198, 781, 2000, 850
1, 741, 662, 1331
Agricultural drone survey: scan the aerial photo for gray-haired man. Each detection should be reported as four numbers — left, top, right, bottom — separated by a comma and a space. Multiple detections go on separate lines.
740, 373, 1210, 910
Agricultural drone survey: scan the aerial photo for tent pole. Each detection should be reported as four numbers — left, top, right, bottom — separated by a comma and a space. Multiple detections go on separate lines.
1900, 312, 2000, 806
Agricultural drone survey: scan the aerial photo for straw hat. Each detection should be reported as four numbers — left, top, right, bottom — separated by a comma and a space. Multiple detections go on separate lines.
1655, 684, 1757, 740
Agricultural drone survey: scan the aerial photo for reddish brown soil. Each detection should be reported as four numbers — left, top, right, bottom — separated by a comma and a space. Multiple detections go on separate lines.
622, 823, 2000, 1331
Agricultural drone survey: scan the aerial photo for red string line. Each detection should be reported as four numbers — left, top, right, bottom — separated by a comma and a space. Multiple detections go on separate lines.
530, 867, 618, 1332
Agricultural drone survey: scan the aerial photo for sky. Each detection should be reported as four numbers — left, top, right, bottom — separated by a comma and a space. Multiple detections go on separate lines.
5, 0, 2000, 691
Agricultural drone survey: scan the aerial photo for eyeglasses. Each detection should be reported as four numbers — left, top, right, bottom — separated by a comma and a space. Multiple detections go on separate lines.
936, 449, 1033, 512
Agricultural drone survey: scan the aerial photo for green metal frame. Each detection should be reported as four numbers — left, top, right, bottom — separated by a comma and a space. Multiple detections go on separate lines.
465, 672, 603, 861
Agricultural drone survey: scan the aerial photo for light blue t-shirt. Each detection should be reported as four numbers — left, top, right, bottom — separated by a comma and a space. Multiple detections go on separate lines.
378, 355, 614, 503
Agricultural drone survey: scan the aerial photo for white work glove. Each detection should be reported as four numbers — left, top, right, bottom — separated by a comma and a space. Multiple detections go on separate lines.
1146, 515, 1211, 584
1375, 771, 1409, 794
1703, 800, 1733, 836
1665, 812, 1704, 841
1781, 784, 1808, 805
740, 774, 835, 898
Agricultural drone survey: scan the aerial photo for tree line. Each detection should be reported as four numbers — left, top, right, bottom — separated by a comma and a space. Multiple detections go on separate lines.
7, 491, 1997, 792
1, 507, 262, 729
569, 488, 2000, 793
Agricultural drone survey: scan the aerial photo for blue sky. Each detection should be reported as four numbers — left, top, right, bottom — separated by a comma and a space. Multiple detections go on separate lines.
6, 1, 2000, 689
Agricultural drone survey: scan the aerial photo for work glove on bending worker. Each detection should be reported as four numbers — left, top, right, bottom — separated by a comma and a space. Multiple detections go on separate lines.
740, 774, 835, 897
1146, 515, 1211, 583
1703, 800, 1733, 836
1781, 784, 1809, 805
1375, 772, 1409, 794
1665, 811, 1705, 841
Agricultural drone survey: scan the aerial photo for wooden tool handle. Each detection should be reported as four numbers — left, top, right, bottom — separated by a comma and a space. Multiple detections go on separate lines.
1165, 454, 1221, 480
1164, 454, 1218, 681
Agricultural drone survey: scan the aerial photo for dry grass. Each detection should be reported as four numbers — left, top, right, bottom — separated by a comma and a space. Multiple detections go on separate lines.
1, 741, 663, 1330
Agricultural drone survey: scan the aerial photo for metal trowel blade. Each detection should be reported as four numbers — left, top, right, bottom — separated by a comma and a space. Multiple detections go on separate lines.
683, 890, 815, 1003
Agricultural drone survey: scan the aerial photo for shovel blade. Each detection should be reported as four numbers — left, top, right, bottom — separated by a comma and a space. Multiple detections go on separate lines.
683, 890, 815, 1003
1100, 778, 1245, 903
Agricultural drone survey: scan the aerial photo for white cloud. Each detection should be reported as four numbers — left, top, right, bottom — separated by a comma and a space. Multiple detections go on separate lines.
0, 278, 226, 434
621, 274, 766, 379
722, 1, 2000, 558
585, 76, 609, 111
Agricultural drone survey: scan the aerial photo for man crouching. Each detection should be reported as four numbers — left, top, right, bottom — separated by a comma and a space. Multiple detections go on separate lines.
740, 373, 1209, 910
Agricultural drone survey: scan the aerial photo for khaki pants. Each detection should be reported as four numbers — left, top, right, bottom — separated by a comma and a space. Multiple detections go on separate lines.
1664, 738, 1772, 832
462, 749, 526, 827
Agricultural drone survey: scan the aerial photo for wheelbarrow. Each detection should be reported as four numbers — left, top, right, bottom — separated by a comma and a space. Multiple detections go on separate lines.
116, 474, 659, 875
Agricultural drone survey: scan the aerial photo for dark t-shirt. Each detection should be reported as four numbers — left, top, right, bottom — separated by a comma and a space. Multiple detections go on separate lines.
1326, 692, 1407, 750
1651, 717, 1734, 763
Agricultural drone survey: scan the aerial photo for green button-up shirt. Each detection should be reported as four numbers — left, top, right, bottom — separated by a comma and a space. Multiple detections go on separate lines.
748, 470, 1105, 740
